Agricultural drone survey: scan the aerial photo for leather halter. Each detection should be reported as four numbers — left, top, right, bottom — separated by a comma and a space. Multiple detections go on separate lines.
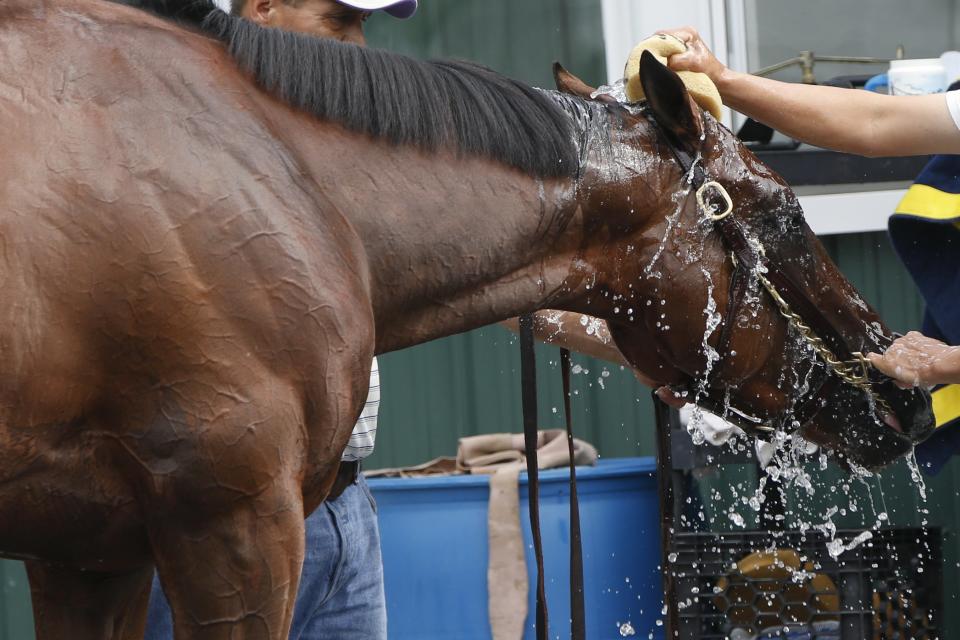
659, 130, 893, 434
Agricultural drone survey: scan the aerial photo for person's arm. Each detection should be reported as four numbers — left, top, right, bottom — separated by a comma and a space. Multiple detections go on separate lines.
660, 27, 960, 157
868, 331, 960, 387
500, 314, 716, 408
500, 311, 630, 367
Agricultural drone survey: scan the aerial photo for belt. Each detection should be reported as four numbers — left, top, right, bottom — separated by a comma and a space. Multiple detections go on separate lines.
328, 460, 361, 502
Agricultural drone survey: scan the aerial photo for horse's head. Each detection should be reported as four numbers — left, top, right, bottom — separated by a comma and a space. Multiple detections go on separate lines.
555, 54, 934, 470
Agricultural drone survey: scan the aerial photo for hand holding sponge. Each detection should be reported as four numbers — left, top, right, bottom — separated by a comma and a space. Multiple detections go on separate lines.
623, 33, 723, 120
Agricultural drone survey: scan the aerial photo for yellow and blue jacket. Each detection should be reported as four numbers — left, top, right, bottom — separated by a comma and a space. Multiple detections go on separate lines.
890, 153, 960, 474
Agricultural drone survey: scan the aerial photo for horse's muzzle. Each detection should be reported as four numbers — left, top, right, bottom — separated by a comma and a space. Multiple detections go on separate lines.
881, 380, 936, 445
830, 383, 934, 470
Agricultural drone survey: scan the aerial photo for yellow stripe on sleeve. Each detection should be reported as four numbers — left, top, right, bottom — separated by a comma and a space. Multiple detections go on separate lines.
933, 384, 960, 429
895, 184, 960, 221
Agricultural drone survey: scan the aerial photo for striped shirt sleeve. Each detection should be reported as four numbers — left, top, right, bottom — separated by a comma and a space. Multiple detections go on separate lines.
946, 91, 960, 132
341, 357, 379, 462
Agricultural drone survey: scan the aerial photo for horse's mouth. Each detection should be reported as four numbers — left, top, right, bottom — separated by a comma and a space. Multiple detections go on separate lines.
881, 411, 903, 434
879, 380, 934, 443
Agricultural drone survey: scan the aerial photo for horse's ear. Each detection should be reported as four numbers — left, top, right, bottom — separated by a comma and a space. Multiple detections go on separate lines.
553, 62, 619, 106
553, 62, 595, 99
638, 50, 704, 148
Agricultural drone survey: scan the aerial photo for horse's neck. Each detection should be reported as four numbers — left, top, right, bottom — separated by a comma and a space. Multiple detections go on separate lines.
352, 152, 588, 353
285, 111, 664, 354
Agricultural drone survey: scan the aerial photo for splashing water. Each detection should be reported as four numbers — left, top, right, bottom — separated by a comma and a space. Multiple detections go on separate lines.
694, 265, 722, 402
826, 531, 874, 559
906, 451, 928, 501
590, 79, 648, 117
685, 268, 722, 448
536, 309, 567, 342
598, 369, 610, 390
644, 153, 702, 279
579, 313, 608, 342
643, 191, 685, 280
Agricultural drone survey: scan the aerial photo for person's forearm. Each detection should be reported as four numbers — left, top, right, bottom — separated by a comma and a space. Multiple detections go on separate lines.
716, 69, 959, 157
933, 347, 960, 384
500, 311, 630, 367
657, 27, 960, 157
718, 70, 876, 153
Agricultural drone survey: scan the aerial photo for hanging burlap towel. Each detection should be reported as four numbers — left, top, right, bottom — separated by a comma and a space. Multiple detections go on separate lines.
464, 431, 598, 640
368, 431, 598, 640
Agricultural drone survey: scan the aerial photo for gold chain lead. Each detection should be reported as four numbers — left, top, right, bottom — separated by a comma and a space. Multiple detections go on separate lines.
757, 272, 894, 416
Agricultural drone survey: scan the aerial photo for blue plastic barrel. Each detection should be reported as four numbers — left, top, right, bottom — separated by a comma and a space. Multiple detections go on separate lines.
368, 457, 664, 640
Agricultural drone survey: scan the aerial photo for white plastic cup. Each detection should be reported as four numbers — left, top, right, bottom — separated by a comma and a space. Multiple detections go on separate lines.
888, 58, 948, 95
940, 51, 960, 87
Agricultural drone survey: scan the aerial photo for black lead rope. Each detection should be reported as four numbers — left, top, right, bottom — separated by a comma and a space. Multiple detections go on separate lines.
560, 348, 586, 639
518, 314, 548, 640
518, 316, 586, 640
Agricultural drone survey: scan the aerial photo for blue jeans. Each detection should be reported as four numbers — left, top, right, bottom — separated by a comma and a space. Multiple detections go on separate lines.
144, 475, 387, 640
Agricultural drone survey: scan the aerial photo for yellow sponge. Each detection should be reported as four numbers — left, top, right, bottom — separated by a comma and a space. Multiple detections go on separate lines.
623, 33, 723, 120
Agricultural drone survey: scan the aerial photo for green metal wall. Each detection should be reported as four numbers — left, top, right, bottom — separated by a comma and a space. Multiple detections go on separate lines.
365, 0, 607, 91
0, 562, 30, 640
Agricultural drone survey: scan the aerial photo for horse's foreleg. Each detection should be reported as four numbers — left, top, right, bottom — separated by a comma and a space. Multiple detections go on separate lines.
149, 486, 306, 640
27, 562, 153, 640
130, 365, 318, 640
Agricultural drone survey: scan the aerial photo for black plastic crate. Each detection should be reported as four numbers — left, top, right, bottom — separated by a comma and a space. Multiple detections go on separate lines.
670, 528, 942, 640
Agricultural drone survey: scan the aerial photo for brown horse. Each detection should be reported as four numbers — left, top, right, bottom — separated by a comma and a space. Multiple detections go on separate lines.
0, 1, 933, 638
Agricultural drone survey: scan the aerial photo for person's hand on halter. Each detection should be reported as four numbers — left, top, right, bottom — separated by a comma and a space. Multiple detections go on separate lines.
868, 331, 960, 388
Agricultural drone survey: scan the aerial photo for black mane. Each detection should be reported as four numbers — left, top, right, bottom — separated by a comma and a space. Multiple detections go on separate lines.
115, 0, 582, 178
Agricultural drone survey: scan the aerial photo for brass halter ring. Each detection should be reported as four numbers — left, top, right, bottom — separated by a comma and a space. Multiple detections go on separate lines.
696, 181, 734, 221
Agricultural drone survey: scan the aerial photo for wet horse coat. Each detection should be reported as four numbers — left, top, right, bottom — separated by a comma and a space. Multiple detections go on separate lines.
0, 1, 932, 638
